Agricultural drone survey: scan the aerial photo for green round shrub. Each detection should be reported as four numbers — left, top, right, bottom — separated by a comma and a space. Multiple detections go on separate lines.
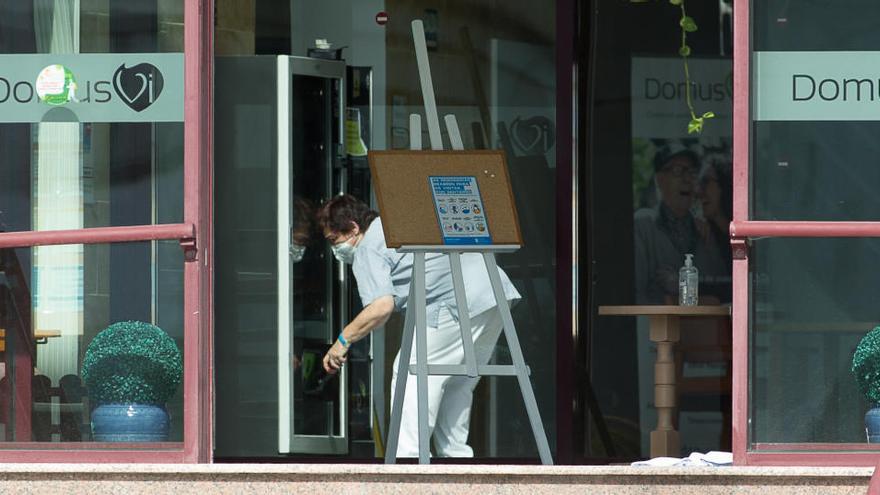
82, 321, 182, 405
852, 326, 880, 404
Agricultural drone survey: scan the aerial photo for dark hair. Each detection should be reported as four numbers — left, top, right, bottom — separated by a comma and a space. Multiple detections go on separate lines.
317, 194, 378, 235
653, 145, 700, 172
292, 197, 316, 246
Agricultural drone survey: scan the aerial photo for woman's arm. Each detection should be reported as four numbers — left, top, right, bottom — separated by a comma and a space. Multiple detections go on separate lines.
323, 295, 394, 373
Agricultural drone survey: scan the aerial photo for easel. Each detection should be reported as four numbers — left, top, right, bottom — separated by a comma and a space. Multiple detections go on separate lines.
378, 20, 553, 465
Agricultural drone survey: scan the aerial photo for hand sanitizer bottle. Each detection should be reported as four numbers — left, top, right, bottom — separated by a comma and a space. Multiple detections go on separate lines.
679, 253, 699, 306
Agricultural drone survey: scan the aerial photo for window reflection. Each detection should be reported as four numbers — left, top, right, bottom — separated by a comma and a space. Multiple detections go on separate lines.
0, 1, 184, 234
751, 237, 880, 445
634, 141, 732, 305
0, 241, 183, 443
589, 0, 735, 459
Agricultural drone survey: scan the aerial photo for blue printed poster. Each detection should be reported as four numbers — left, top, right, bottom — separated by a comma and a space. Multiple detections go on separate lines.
428, 176, 492, 245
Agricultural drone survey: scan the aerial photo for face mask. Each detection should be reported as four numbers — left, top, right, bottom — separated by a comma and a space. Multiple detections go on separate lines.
290, 243, 306, 263
331, 238, 357, 264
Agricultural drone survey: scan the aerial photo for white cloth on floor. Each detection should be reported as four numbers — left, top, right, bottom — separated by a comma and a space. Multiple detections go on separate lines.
631, 451, 733, 467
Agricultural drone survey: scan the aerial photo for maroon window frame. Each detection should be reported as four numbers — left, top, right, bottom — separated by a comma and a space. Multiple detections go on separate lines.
732, 0, 880, 466
0, 0, 213, 463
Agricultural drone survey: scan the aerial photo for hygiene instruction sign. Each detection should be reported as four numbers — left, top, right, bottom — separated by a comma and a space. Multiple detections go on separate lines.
428, 176, 492, 245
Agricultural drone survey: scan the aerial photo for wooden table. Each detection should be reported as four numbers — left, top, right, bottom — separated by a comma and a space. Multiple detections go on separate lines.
598, 305, 731, 458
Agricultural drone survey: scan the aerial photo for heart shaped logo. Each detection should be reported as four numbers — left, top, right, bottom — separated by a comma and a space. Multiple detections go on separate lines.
112, 63, 164, 112
510, 116, 556, 156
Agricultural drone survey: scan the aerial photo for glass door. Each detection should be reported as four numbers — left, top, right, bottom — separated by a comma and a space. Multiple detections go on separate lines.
278, 57, 348, 454
212, 55, 347, 457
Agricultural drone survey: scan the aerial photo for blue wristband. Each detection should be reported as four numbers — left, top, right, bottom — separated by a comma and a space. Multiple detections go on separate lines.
337, 334, 349, 348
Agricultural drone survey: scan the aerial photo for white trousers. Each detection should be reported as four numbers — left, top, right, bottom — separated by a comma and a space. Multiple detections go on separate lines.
391, 306, 504, 457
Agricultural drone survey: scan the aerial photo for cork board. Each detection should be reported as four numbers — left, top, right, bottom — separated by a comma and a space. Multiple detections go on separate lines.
369, 150, 523, 248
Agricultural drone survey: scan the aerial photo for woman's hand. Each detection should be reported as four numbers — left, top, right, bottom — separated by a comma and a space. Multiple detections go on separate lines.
323, 341, 348, 374
321, 296, 394, 374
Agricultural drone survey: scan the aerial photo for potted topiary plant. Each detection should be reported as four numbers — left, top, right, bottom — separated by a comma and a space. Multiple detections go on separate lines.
851, 326, 880, 443
82, 320, 182, 442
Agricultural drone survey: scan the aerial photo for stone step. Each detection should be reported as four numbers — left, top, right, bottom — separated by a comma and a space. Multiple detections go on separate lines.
0, 464, 871, 494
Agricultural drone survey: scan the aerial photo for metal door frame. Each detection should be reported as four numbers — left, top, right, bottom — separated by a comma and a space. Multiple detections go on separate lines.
730, 0, 880, 466
0, 0, 212, 463
277, 56, 348, 455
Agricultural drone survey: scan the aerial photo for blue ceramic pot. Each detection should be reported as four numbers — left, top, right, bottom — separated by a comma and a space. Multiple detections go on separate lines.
866, 406, 880, 443
91, 404, 170, 442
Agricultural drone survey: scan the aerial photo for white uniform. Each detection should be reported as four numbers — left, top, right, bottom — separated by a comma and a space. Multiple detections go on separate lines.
352, 217, 521, 457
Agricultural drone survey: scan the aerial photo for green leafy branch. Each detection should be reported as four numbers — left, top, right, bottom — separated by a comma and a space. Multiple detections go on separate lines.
670, 0, 714, 133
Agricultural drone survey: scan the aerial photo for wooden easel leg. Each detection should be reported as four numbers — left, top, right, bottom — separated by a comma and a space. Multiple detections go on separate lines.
449, 252, 478, 377
482, 253, 554, 465
385, 281, 417, 463
413, 253, 431, 464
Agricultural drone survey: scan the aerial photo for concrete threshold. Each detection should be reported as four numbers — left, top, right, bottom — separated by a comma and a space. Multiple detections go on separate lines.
0, 464, 872, 494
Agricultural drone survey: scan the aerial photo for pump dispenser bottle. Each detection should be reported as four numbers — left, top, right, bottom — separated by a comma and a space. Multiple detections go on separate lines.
679, 253, 699, 306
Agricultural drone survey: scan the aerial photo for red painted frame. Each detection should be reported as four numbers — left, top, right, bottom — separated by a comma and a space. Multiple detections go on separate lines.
732, 0, 880, 466
555, 0, 576, 465
0, 0, 213, 463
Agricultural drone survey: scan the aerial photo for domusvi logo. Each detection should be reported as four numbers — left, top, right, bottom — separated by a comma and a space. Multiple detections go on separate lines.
754, 51, 880, 121
1, 61, 165, 110
0, 53, 182, 123
112, 63, 164, 112
791, 74, 880, 102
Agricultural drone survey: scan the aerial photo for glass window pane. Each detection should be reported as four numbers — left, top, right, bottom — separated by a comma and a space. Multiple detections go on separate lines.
587, 0, 734, 460
0, 1, 184, 233
752, 122, 880, 221
753, 1, 880, 52
750, 237, 878, 449
751, 0, 880, 221
0, 240, 183, 446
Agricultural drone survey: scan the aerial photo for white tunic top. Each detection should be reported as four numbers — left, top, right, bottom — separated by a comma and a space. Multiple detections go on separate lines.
352, 218, 521, 326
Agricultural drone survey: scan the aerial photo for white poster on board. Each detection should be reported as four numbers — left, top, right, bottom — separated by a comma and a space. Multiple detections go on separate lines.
428, 176, 491, 245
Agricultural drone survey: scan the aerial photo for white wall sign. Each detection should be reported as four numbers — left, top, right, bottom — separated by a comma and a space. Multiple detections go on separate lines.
754, 51, 880, 121
0, 53, 183, 123
631, 56, 733, 138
